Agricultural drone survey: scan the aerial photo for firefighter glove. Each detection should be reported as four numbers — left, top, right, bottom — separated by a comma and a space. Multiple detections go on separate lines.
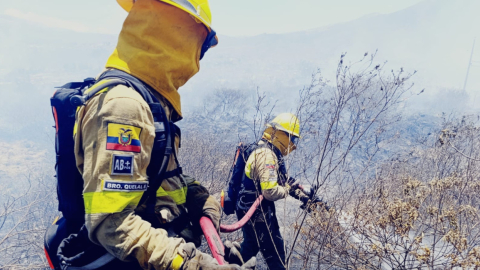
286, 177, 300, 190
289, 187, 309, 204
224, 240, 243, 265
186, 185, 222, 231
180, 243, 256, 270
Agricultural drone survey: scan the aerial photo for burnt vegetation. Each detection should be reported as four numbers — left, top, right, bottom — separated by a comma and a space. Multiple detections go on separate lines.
2, 54, 480, 269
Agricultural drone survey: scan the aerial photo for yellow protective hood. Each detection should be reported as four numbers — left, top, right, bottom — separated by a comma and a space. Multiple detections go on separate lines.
106, 0, 208, 119
263, 127, 296, 156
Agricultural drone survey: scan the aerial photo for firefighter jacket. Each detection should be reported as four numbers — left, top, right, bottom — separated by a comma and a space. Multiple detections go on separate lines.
243, 141, 290, 201
72, 0, 220, 268
74, 82, 221, 269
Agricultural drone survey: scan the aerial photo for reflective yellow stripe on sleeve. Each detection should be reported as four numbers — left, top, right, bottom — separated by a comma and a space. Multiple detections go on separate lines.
156, 186, 188, 205
170, 254, 184, 270
84, 191, 143, 214
260, 181, 278, 190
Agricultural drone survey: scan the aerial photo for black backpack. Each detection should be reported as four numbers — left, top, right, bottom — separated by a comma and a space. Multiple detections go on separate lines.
45, 69, 180, 269
222, 140, 289, 215
222, 142, 258, 215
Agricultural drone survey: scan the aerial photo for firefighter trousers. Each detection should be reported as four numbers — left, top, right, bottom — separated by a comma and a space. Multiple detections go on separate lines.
236, 208, 286, 270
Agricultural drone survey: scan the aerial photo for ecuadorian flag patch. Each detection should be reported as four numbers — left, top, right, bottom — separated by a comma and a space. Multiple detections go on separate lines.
106, 123, 142, 153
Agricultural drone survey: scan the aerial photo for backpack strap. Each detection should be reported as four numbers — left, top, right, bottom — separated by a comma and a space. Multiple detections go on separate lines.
239, 142, 261, 193
69, 79, 130, 106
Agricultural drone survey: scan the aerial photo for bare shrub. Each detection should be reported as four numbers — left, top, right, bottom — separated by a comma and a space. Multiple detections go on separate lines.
320, 114, 480, 269
284, 52, 416, 269
0, 172, 57, 270
293, 111, 480, 268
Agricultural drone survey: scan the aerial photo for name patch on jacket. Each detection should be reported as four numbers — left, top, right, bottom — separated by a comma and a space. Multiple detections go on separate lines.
111, 154, 134, 175
106, 123, 142, 153
103, 180, 148, 192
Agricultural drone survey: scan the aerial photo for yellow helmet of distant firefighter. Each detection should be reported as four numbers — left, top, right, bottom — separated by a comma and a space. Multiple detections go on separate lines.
267, 113, 301, 138
116, 0, 218, 48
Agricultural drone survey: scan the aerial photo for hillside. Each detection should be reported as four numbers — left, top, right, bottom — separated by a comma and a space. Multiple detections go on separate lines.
189, 0, 480, 109
0, 0, 478, 170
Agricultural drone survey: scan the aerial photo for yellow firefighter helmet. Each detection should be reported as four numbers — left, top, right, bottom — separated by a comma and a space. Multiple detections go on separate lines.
266, 113, 301, 139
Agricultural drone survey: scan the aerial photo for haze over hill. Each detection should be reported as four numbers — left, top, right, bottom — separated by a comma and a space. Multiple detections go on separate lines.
0, 0, 478, 144
190, 0, 480, 109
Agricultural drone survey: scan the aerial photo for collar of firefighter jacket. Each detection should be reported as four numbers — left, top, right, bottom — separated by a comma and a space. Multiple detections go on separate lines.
263, 127, 296, 156
105, 0, 208, 119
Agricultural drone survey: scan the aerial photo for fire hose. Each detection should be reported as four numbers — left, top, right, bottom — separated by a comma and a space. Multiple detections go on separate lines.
218, 184, 322, 233
220, 195, 264, 233
201, 185, 325, 264
200, 216, 226, 265
198, 195, 264, 265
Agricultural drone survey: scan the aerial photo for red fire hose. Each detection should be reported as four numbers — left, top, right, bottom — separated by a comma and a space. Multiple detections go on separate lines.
199, 216, 226, 265
202, 186, 311, 264
219, 185, 309, 233
219, 195, 264, 233
199, 196, 264, 264
199, 195, 264, 265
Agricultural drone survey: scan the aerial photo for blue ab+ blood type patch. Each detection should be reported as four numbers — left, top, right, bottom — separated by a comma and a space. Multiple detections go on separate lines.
111, 154, 134, 175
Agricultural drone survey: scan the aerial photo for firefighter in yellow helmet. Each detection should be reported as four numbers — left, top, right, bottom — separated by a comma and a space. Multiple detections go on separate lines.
235, 113, 309, 270
71, 0, 254, 269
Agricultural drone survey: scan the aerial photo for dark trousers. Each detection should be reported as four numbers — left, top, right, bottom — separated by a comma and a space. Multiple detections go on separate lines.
237, 209, 286, 270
